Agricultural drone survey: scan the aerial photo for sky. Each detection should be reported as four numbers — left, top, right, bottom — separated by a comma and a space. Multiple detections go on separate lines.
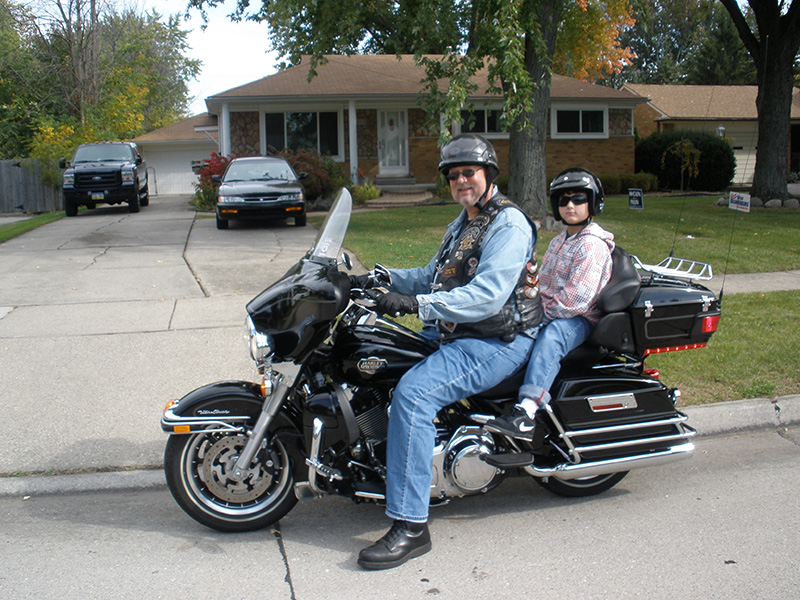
139, 0, 279, 115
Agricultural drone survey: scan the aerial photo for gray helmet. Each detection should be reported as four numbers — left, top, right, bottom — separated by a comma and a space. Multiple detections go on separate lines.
549, 168, 604, 223
438, 134, 500, 183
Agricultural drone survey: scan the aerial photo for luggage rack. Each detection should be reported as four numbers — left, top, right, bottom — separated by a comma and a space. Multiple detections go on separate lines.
631, 255, 713, 282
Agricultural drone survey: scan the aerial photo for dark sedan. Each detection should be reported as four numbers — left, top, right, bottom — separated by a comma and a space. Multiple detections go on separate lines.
214, 156, 307, 229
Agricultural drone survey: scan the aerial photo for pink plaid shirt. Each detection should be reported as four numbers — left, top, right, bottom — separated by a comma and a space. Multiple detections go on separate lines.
539, 223, 615, 325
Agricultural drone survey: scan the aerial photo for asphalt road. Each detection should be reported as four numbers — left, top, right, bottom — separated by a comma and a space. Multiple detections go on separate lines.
1, 426, 798, 599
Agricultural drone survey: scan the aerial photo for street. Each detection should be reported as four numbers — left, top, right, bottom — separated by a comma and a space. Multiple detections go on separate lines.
1, 427, 798, 599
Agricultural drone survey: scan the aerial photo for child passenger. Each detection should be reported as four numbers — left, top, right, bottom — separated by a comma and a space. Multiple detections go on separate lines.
485, 168, 615, 440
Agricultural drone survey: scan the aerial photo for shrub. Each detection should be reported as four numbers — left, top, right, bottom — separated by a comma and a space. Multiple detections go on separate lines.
192, 152, 232, 211
636, 130, 735, 191
600, 174, 621, 194
351, 182, 382, 205
272, 147, 347, 201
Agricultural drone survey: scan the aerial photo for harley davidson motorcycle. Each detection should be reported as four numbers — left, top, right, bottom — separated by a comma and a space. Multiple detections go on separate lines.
162, 189, 721, 532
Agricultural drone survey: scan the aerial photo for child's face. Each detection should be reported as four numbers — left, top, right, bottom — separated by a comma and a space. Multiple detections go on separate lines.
558, 192, 590, 225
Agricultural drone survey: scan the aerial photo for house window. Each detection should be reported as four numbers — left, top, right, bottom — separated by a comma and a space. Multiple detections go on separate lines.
265, 111, 341, 158
551, 106, 608, 139
459, 109, 504, 135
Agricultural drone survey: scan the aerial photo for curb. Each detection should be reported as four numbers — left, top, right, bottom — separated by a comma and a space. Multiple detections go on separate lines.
1, 396, 798, 499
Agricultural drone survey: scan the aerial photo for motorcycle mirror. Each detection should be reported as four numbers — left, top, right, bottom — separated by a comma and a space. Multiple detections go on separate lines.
341, 253, 354, 271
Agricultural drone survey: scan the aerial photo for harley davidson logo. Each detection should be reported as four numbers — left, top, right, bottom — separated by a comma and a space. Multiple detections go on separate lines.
357, 357, 388, 375
196, 408, 231, 416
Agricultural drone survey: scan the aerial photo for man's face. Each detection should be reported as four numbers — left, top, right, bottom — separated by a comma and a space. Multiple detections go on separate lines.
447, 166, 488, 209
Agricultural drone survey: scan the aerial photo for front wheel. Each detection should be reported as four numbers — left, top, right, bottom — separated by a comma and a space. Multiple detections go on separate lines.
535, 471, 628, 498
164, 429, 297, 532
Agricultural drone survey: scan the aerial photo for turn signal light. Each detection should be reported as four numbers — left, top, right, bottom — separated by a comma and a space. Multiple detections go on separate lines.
702, 314, 720, 333
173, 425, 191, 434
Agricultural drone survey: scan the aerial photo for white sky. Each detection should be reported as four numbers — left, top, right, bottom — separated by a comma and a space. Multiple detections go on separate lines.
138, 0, 279, 115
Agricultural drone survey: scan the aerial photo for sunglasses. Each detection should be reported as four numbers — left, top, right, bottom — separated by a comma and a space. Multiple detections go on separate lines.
558, 193, 589, 207
445, 167, 483, 181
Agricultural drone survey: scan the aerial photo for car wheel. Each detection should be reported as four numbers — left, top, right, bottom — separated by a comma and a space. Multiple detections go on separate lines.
295, 214, 306, 227
64, 198, 78, 217
216, 214, 229, 229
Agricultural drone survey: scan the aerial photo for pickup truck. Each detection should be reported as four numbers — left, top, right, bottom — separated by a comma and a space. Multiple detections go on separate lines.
59, 142, 149, 216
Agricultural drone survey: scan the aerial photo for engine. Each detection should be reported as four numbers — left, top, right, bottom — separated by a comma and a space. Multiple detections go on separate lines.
430, 426, 503, 500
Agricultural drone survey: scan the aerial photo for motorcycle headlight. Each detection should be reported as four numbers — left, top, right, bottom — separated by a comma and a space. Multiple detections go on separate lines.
244, 316, 274, 364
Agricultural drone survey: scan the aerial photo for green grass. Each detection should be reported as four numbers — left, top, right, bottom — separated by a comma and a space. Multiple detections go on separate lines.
311, 196, 800, 405
0, 212, 65, 244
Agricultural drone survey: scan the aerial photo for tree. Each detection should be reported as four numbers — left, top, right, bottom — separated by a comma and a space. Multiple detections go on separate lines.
683, 7, 757, 85
186, 0, 634, 218
719, 0, 800, 200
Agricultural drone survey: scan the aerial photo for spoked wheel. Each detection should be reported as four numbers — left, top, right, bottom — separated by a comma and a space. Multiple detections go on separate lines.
535, 471, 628, 498
164, 429, 297, 532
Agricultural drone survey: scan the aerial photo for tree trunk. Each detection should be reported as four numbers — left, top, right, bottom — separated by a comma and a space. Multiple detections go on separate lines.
508, 0, 562, 220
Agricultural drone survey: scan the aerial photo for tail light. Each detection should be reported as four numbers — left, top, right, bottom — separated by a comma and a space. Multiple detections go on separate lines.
644, 367, 660, 380
644, 342, 706, 356
702, 314, 720, 333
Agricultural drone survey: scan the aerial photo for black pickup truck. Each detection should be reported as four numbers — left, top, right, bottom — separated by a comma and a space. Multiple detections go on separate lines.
59, 142, 149, 216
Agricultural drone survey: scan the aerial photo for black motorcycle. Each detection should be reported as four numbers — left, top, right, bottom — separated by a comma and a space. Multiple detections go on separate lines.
162, 189, 721, 532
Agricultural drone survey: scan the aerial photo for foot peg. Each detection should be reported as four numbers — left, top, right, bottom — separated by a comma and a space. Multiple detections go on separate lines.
480, 451, 535, 469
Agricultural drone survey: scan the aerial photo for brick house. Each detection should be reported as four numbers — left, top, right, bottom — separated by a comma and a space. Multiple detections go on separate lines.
135, 55, 646, 195
624, 83, 800, 185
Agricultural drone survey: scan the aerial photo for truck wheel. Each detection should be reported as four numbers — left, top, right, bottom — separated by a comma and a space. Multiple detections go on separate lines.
65, 199, 78, 217
128, 194, 140, 213
140, 184, 150, 207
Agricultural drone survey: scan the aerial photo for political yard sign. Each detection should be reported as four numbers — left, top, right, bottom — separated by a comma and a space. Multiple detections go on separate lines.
729, 191, 751, 213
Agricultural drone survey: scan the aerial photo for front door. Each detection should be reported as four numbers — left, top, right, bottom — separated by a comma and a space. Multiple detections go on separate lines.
378, 110, 408, 177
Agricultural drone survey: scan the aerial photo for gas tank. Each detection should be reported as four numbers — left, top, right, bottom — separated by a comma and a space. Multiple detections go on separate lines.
331, 318, 436, 386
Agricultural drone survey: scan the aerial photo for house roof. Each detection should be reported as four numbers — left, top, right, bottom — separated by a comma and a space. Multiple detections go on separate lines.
133, 113, 218, 143
208, 54, 642, 104
624, 83, 800, 120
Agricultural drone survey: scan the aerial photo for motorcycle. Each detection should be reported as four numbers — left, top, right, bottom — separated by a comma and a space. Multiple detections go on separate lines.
161, 189, 721, 532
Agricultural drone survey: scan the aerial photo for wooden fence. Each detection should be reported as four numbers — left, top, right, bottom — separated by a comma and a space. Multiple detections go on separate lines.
0, 159, 62, 213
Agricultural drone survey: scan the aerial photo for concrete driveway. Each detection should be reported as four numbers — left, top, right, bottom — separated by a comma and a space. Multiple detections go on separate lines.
0, 197, 317, 475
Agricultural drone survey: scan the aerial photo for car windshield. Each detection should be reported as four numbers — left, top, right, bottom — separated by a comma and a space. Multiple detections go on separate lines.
309, 189, 352, 262
224, 161, 295, 182
73, 145, 133, 163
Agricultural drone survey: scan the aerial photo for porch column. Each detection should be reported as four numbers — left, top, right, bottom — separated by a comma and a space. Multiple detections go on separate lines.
220, 103, 231, 157
348, 100, 358, 185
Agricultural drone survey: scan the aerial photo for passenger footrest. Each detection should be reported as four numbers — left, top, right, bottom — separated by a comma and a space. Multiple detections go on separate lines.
480, 452, 535, 469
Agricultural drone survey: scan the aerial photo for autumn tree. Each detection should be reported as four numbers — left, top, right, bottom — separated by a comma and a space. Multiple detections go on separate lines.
186, 0, 634, 217
719, 0, 800, 200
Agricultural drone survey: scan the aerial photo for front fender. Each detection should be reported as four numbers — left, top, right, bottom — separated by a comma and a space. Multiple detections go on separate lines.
162, 380, 264, 434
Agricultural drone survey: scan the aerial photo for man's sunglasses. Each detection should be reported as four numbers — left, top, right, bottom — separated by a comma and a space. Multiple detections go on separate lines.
445, 167, 483, 181
558, 193, 589, 207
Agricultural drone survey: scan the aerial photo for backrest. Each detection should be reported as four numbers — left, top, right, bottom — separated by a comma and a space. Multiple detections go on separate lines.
595, 246, 641, 314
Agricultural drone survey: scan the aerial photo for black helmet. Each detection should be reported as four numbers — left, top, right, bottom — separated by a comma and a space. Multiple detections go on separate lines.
549, 168, 605, 223
438, 134, 500, 183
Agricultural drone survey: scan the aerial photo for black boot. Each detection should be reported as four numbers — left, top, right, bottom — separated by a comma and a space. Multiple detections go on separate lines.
357, 520, 431, 570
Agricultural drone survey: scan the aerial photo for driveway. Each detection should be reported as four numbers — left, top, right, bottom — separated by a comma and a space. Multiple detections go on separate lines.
0, 197, 317, 475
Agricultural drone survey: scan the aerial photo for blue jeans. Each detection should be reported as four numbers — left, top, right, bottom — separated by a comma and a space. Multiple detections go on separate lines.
518, 317, 594, 405
385, 333, 535, 523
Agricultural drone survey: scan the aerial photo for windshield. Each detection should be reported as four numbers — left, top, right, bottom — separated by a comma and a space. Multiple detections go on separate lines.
73, 145, 133, 163
223, 160, 296, 182
309, 188, 352, 262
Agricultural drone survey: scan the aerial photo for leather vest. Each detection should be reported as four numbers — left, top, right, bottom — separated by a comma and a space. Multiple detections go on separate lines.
432, 193, 543, 342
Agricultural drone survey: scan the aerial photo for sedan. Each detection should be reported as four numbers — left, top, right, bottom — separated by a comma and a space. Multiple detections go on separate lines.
214, 156, 307, 229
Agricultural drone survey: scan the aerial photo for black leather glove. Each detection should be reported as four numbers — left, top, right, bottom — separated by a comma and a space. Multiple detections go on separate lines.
376, 292, 419, 316
348, 273, 371, 290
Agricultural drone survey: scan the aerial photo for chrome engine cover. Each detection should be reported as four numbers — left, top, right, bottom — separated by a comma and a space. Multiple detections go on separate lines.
431, 426, 500, 499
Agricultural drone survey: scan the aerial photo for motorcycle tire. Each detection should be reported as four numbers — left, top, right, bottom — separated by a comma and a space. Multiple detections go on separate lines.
535, 471, 628, 498
164, 427, 297, 532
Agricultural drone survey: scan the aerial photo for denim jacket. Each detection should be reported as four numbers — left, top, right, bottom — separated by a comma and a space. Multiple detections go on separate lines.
388, 197, 534, 331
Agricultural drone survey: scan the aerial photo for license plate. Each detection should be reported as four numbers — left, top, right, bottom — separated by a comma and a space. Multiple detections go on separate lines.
91, 192, 105, 201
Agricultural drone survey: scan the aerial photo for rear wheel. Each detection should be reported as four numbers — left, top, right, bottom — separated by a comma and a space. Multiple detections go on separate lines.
535, 471, 628, 498
164, 428, 297, 532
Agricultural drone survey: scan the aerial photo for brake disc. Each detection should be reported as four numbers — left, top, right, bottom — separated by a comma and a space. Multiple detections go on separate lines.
200, 434, 274, 503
